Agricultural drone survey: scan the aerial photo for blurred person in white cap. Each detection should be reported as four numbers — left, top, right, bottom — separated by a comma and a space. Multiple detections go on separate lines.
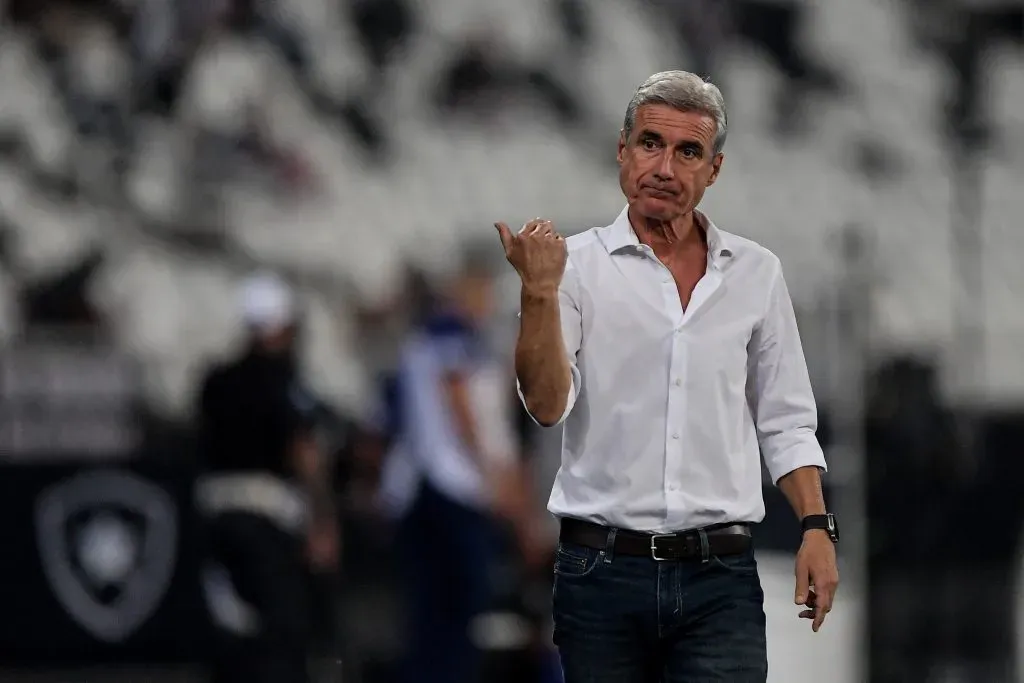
196, 272, 337, 683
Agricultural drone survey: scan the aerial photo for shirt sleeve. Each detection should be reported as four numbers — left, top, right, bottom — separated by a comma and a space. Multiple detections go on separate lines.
746, 260, 827, 484
516, 262, 583, 427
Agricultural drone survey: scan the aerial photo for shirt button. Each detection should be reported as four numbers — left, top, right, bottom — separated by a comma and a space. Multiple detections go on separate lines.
674, 378, 682, 387
672, 433, 680, 440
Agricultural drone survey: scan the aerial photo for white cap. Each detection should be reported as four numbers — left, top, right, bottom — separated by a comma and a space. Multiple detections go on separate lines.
239, 273, 295, 331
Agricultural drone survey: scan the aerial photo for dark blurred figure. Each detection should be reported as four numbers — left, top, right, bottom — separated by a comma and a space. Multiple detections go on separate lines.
381, 250, 541, 683
643, 0, 844, 135
196, 273, 338, 683
553, 0, 591, 51
906, 0, 1023, 147
434, 36, 505, 114
21, 249, 107, 331
130, 0, 215, 118
6, 0, 134, 154
864, 356, 973, 683
641, 0, 729, 83
331, 0, 418, 158
348, 0, 415, 76
434, 34, 582, 126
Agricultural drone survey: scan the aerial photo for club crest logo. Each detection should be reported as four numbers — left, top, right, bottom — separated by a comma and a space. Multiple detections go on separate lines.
35, 470, 178, 642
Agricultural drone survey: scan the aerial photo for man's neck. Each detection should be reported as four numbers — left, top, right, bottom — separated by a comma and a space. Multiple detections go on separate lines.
629, 208, 705, 257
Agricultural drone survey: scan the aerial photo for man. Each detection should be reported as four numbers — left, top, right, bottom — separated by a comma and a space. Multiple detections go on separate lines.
196, 273, 337, 683
495, 70, 840, 682
383, 252, 541, 683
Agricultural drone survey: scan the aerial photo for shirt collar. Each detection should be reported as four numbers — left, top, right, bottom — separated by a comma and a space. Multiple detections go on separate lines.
601, 205, 734, 266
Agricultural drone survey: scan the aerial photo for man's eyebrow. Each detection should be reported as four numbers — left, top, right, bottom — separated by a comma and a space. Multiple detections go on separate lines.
637, 130, 663, 142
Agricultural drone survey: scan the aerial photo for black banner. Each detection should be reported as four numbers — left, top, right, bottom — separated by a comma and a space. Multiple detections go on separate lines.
0, 462, 210, 664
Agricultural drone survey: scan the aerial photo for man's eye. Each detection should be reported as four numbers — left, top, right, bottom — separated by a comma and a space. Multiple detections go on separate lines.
642, 139, 658, 150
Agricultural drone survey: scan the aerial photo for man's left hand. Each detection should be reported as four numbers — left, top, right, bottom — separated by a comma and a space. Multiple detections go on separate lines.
794, 530, 839, 632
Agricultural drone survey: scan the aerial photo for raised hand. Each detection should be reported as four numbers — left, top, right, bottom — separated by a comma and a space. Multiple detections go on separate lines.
495, 218, 568, 294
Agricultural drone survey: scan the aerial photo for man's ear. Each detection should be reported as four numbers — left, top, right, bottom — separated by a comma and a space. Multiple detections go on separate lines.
616, 130, 627, 165
706, 152, 724, 187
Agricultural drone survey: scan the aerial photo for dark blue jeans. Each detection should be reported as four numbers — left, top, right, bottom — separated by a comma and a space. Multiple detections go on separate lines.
552, 538, 768, 683
397, 483, 498, 683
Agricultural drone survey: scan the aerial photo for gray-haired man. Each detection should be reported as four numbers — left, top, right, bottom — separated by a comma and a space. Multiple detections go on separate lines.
495, 71, 840, 682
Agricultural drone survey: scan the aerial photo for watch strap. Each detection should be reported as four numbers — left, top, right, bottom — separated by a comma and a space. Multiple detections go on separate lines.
802, 513, 839, 542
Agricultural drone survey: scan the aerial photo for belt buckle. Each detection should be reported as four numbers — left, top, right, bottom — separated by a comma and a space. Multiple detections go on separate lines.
650, 534, 674, 561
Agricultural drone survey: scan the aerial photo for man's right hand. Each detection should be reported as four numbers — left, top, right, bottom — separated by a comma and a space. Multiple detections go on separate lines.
495, 219, 568, 293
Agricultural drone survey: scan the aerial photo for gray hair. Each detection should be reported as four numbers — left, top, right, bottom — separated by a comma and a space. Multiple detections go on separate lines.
622, 71, 728, 155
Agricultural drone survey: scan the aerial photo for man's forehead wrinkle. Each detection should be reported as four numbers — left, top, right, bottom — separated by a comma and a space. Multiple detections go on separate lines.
636, 111, 716, 145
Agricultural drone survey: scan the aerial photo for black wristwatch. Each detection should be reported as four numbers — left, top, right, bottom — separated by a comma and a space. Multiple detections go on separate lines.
801, 513, 839, 543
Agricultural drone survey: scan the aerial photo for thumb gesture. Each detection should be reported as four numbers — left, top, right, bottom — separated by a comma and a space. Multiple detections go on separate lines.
495, 221, 516, 254
494, 218, 567, 293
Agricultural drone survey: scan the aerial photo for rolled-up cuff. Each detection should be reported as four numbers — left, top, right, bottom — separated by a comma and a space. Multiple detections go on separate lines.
764, 435, 828, 485
517, 364, 580, 427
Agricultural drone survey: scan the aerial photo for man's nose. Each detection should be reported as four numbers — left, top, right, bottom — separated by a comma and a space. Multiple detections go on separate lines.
653, 151, 674, 181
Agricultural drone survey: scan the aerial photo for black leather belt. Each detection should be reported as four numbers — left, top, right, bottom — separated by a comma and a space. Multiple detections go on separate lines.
559, 518, 752, 561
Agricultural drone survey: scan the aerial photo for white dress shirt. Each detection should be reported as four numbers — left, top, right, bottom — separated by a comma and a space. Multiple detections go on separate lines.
520, 207, 827, 533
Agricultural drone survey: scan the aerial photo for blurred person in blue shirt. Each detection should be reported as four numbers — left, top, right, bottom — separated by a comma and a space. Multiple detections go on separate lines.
378, 249, 541, 683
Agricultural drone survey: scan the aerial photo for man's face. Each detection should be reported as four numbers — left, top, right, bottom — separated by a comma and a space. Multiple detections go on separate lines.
617, 104, 724, 222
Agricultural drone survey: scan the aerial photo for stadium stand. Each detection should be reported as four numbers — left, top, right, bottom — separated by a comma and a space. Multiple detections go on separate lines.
1, 0, 1021, 419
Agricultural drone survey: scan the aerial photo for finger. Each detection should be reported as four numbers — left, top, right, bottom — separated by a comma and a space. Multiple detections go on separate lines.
534, 219, 555, 235
494, 222, 514, 252
795, 563, 811, 605
523, 218, 553, 236
814, 584, 834, 614
813, 605, 829, 632
520, 218, 544, 235
799, 609, 815, 619
812, 586, 834, 633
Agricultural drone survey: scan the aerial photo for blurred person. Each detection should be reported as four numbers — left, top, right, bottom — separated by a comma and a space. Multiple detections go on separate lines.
865, 357, 969, 683
348, 0, 415, 77
196, 273, 338, 683
495, 70, 839, 683
433, 27, 581, 127
129, 0, 216, 118
552, 0, 591, 52
17, 0, 135, 154
226, 0, 393, 155
640, 0, 729, 84
905, 0, 1023, 146
729, 0, 844, 135
381, 249, 543, 683
643, 0, 844, 135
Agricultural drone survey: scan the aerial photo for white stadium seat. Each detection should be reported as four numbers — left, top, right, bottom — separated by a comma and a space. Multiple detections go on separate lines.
0, 0, 1019, 416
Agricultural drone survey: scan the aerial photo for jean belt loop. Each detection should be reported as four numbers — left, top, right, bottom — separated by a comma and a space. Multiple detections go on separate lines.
603, 528, 617, 564
698, 528, 710, 563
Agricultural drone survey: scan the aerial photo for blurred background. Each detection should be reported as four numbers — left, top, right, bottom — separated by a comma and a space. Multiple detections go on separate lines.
0, 0, 1022, 681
